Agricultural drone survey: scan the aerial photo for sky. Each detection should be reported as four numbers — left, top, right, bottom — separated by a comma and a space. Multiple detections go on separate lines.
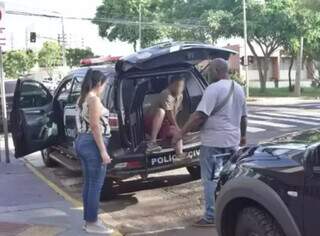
2, 0, 134, 56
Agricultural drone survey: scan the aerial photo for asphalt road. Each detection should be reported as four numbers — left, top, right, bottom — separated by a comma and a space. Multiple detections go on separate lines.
13, 101, 320, 236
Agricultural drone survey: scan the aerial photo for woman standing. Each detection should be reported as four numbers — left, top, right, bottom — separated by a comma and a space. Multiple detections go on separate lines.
75, 69, 113, 234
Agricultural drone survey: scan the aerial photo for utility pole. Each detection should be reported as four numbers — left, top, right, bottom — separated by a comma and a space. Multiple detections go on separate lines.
60, 16, 67, 67
294, 37, 304, 97
138, 3, 142, 51
0, 46, 10, 163
10, 32, 13, 49
25, 28, 28, 50
243, 0, 249, 97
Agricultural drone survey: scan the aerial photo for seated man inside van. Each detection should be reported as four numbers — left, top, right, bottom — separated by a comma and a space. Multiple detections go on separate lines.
144, 75, 186, 159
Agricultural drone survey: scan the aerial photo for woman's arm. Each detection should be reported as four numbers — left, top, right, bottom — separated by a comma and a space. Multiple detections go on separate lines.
87, 96, 111, 164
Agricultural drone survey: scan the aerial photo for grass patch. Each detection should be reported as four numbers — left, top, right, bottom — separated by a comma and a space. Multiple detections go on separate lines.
250, 87, 320, 97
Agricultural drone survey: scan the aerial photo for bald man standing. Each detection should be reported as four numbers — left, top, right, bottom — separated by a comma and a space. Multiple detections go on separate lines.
173, 58, 247, 227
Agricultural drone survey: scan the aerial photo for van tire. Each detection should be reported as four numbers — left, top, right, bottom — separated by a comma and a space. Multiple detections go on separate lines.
100, 178, 115, 201
235, 207, 284, 236
41, 148, 58, 167
186, 166, 201, 180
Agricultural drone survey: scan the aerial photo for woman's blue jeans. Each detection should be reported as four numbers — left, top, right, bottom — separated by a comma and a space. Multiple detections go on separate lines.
75, 133, 109, 222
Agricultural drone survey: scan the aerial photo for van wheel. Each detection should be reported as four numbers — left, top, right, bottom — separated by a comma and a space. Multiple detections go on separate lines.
235, 207, 284, 236
186, 166, 201, 180
100, 178, 115, 201
41, 148, 58, 167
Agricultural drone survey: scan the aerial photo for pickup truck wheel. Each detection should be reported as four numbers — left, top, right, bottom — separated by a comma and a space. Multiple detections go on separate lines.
41, 148, 58, 167
100, 178, 115, 201
186, 166, 201, 180
235, 207, 284, 236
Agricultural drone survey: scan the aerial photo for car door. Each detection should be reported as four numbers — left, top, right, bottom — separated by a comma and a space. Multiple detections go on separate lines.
10, 79, 59, 158
303, 144, 320, 236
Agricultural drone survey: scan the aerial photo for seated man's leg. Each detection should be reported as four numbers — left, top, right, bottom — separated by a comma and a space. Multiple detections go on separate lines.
150, 108, 166, 142
168, 126, 183, 155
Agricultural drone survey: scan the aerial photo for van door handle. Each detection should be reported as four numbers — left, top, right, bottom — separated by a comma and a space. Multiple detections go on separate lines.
25, 110, 44, 115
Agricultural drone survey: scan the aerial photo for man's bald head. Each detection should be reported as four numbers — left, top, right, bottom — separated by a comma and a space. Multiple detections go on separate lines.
208, 58, 229, 83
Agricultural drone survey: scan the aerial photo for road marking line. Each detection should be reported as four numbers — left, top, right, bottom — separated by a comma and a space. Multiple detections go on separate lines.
249, 114, 319, 126
126, 226, 186, 236
248, 119, 295, 128
247, 127, 266, 133
257, 111, 320, 121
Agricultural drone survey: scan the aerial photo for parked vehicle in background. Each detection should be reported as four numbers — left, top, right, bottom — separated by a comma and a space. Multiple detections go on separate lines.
215, 129, 320, 236
0, 80, 17, 131
41, 77, 59, 93
10, 42, 236, 200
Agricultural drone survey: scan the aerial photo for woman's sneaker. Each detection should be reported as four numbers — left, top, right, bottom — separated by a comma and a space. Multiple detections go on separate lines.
83, 220, 114, 234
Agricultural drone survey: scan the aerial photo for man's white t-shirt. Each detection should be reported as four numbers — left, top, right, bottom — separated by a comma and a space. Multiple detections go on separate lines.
196, 80, 247, 148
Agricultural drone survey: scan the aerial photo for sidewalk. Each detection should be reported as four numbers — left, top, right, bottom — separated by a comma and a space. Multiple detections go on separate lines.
0, 142, 121, 236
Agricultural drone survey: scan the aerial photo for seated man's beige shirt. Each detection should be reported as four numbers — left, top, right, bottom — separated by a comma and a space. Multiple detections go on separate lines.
148, 88, 183, 117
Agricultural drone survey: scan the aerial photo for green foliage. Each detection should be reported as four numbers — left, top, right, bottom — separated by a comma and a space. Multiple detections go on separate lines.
66, 48, 94, 67
93, 0, 162, 50
3, 50, 36, 79
38, 42, 62, 76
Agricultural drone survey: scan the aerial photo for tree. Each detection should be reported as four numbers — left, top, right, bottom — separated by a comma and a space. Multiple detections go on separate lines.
3, 50, 36, 79
157, 0, 221, 43
206, 0, 301, 92
66, 48, 94, 67
38, 41, 62, 77
93, 0, 161, 51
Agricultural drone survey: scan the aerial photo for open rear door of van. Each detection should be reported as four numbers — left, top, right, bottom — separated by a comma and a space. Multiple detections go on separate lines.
116, 42, 237, 74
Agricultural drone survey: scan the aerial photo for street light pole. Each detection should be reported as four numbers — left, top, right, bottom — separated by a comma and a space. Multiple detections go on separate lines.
243, 0, 249, 97
60, 16, 67, 67
294, 37, 304, 97
138, 3, 142, 51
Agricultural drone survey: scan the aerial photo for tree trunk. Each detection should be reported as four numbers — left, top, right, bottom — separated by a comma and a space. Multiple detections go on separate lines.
133, 41, 137, 52
288, 55, 294, 92
256, 57, 269, 92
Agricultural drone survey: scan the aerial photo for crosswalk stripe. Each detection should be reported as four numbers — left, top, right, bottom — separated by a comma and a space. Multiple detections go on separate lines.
280, 110, 320, 117
248, 119, 295, 128
247, 127, 266, 133
249, 114, 319, 126
258, 111, 320, 121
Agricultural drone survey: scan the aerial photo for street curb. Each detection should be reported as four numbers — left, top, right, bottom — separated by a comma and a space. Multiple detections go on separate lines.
24, 160, 123, 236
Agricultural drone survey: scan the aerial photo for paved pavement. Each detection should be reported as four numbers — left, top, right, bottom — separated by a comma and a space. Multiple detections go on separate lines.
0, 143, 121, 236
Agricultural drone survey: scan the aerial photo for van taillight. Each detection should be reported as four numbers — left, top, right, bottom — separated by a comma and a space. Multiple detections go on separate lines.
109, 114, 119, 130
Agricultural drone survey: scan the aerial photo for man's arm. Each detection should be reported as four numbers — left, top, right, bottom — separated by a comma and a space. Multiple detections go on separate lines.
240, 115, 247, 146
172, 111, 207, 144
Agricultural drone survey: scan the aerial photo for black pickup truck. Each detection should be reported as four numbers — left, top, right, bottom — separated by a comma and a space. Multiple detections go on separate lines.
10, 42, 236, 200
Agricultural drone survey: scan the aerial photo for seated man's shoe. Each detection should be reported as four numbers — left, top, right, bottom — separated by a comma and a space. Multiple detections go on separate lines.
146, 141, 162, 153
193, 218, 215, 227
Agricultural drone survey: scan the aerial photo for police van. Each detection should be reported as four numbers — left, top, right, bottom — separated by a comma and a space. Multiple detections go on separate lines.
10, 42, 236, 200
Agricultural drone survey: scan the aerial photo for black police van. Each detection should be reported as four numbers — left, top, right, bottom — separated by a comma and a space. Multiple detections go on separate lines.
215, 128, 320, 236
10, 42, 236, 199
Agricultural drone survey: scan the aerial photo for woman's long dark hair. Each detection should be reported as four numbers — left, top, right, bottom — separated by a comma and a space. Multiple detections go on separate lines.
78, 69, 107, 109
